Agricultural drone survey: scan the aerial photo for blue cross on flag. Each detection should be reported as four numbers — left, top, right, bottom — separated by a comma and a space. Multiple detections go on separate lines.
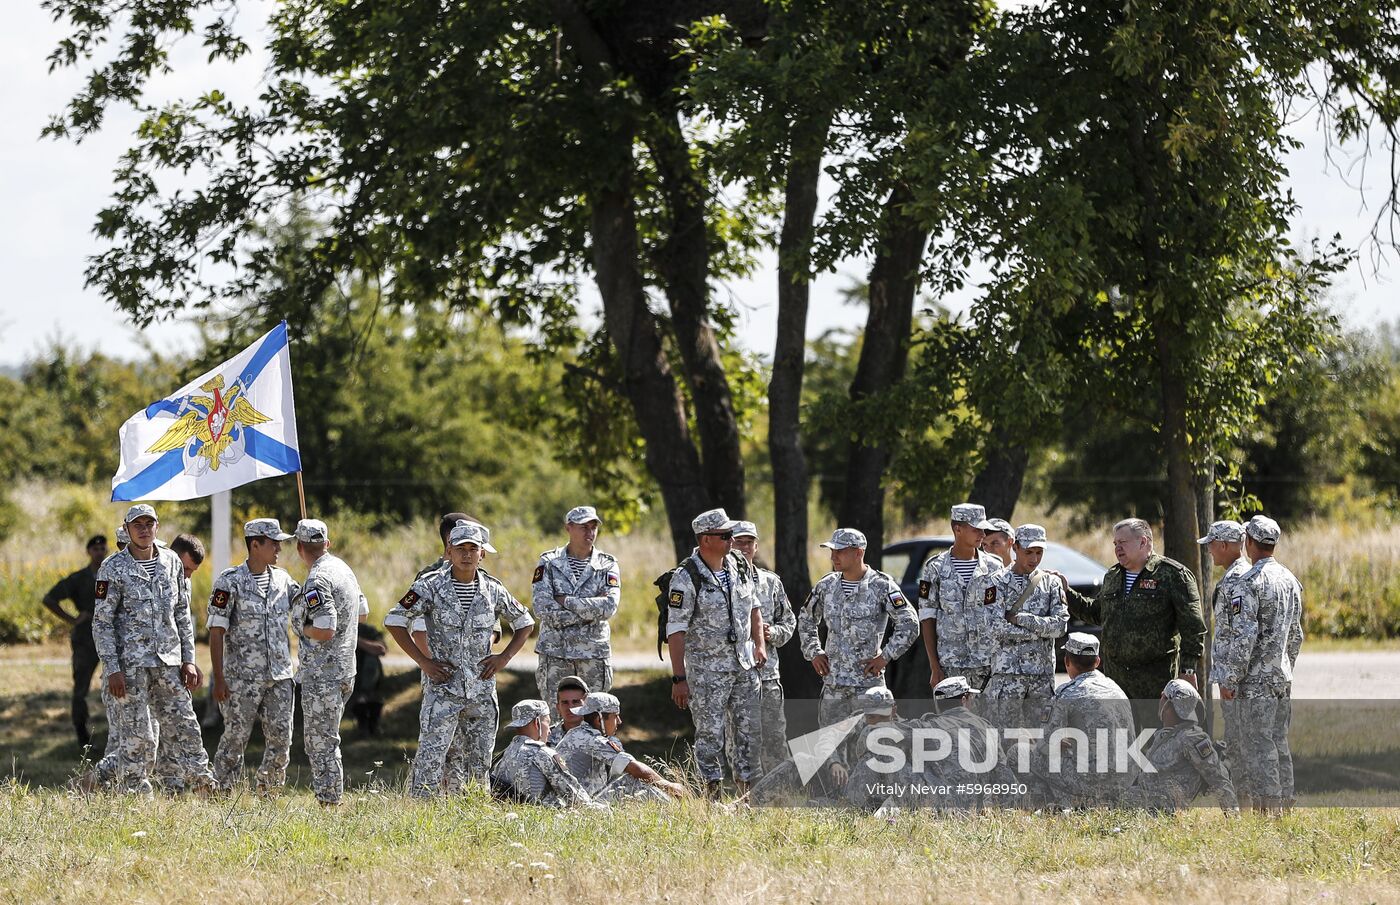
111, 321, 302, 501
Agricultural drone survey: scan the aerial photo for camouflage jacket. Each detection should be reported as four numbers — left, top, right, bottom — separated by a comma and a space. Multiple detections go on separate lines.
93, 546, 194, 672
554, 724, 635, 796
1211, 557, 1304, 691
385, 565, 534, 699
917, 549, 1005, 669
208, 563, 301, 682
1126, 722, 1237, 812
975, 568, 1069, 676
1067, 554, 1205, 673
1033, 670, 1135, 776
531, 546, 620, 660
754, 566, 796, 681
799, 567, 917, 689
491, 735, 595, 808
294, 552, 365, 684
665, 550, 760, 673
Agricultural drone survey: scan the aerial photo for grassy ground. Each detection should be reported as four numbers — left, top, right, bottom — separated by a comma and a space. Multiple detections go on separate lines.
4, 639, 1400, 902
1, 785, 1398, 903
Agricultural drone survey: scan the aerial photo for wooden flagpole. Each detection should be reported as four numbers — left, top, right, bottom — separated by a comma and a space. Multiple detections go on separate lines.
295, 472, 308, 521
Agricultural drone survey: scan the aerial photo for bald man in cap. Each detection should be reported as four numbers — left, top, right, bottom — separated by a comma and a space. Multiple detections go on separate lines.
1213, 515, 1303, 814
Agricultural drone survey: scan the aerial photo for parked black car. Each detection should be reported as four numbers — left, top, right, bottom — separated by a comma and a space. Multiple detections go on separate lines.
879, 536, 1108, 699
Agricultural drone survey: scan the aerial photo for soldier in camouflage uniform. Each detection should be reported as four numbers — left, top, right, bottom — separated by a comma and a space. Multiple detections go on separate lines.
1213, 516, 1303, 814
981, 518, 1015, 568
208, 518, 301, 793
532, 506, 620, 718
667, 509, 767, 795
1029, 632, 1136, 808
975, 525, 1068, 727
292, 519, 367, 805
556, 693, 686, 801
92, 505, 214, 795
1059, 518, 1206, 727
799, 528, 918, 786
729, 521, 796, 777
546, 675, 590, 747
1122, 679, 1239, 814
1199, 520, 1251, 790
386, 522, 535, 797
490, 700, 598, 808
918, 503, 1002, 692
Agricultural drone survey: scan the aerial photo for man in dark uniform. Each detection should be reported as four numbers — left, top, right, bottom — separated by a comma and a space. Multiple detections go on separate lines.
1054, 517, 1205, 728
41, 534, 109, 748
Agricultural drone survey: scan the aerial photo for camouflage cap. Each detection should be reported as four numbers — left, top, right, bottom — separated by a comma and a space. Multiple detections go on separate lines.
506, 699, 550, 729
295, 518, 330, 543
1015, 524, 1049, 549
731, 520, 759, 539
565, 506, 601, 525
855, 686, 895, 715
1062, 631, 1100, 657
985, 518, 1014, 537
950, 503, 993, 530
1245, 515, 1282, 545
244, 518, 293, 541
933, 676, 982, 699
556, 675, 591, 695
1161, 678, 1202, 721
449, 522, 498, 554
123, 503, 157, 524
571, 691, 622, 717
453, 519, 491, 545
115, 524, 130, 545
1197, 520, 1245, 544
691, 508, 738, 535
819, 527, 868, 550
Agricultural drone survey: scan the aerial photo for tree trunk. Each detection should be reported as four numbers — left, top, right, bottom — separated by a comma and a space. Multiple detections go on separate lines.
554, 2, 717, 558
969, 429, 1029, 521
770, 114, 830, 701
837, 186, 930, 567
1156, 324, 1202, 576
646, 112, 747, 519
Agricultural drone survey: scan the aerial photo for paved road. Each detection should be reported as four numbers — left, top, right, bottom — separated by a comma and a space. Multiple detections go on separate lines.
10, 649, 1397, 698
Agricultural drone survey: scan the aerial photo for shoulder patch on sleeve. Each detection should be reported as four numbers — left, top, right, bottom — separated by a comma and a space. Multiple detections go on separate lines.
888, 590, 908, 607
532, 565, 545, 583
304, 587, 323, 611
210, 588, 230, 610
1193, 736, 1215, 759
918, 579, 931, 601
983, 586, 998, 605
553, 754, 567, 771
399, 589, 420, 607
1230, 596, 1242, 616
606, 738, 624, 753
607, 571, 620, 588
95, 580, 109, 600
668, 589, 684, 608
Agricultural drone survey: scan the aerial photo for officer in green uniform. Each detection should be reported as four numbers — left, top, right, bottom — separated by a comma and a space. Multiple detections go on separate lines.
1054, 518, 1205, 728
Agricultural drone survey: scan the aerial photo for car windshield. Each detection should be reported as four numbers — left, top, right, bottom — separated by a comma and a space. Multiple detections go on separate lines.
913, 537, 1107, 585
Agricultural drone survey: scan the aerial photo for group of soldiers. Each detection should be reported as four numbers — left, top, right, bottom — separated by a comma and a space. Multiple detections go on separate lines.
53, 495, 1303, 813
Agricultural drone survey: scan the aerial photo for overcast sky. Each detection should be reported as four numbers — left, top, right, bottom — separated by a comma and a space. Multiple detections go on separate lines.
3, 3, 1397, 370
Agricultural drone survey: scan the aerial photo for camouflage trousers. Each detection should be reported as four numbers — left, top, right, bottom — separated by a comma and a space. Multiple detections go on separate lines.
108, 665, 213, 795
688, 667, 761, 782
724, 676, 787, 780
942, 665, 991, 693
94, 681, 189, 791
817, 683, 879, 768
213, 676, 294, 791
1223, 684, 1294, 803
410, 685, 498, 797
535, 653, 612, 720
301, 676, 354, 803
981, 674, 1054, 729
597, 773, 669, 803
